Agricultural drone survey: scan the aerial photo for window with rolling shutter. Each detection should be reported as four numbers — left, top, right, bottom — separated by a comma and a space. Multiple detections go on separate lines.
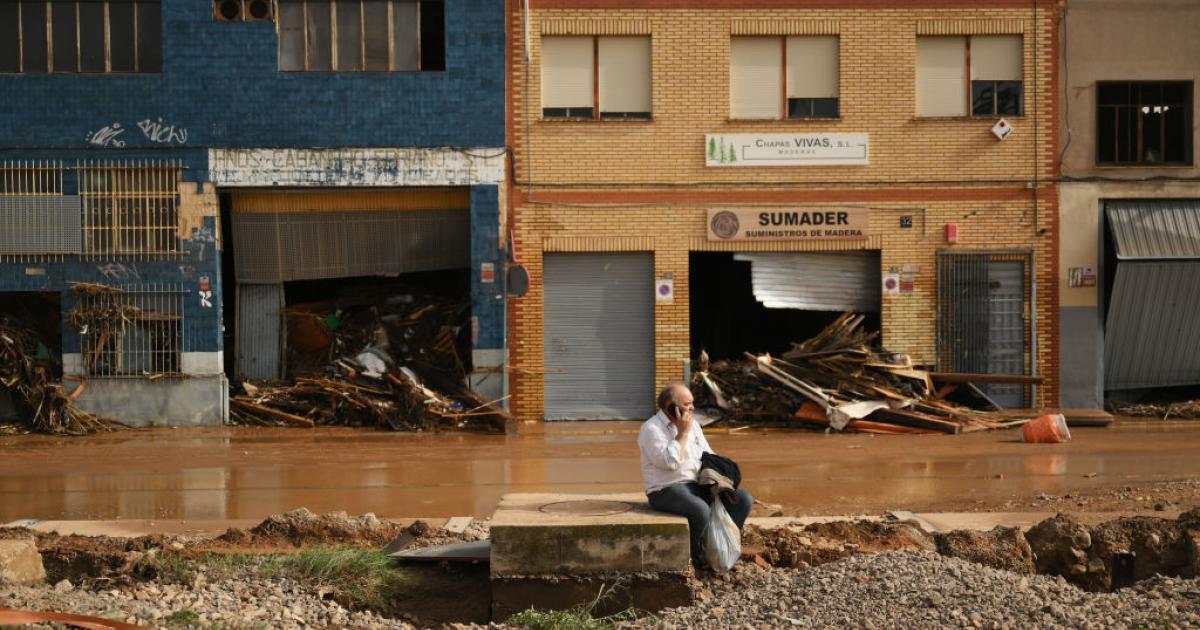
916, 37, 967, 117
917, 35, 1023, 118
730, 37, 782, 120
598, 37, 651, 119
786, 36, 839, 119
541, 35, 651, 120
731, 36, 839, 120
970, 36, 1023, 116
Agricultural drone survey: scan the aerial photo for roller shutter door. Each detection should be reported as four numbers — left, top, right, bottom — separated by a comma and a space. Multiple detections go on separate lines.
733, 252, 880, 311
543, 253, 654, 420
237, 283, 284, 380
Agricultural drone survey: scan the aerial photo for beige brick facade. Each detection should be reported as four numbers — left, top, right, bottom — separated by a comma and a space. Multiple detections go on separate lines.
507, 1, 1061, 421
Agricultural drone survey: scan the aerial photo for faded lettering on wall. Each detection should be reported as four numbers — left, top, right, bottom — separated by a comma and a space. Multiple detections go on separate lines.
208, 148, 505, 187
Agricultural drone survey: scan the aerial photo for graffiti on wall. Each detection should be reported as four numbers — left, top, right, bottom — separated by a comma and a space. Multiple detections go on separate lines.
96, 262, 141, 281
86, 123, 127, 148
138, 118, 189, 145
187, 226, 216, 261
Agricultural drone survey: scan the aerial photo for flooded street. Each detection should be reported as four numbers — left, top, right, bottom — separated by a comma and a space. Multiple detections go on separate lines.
2, 421, 1200, 522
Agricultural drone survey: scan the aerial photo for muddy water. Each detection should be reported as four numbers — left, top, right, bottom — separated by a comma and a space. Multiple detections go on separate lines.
2, 421, 1199, 521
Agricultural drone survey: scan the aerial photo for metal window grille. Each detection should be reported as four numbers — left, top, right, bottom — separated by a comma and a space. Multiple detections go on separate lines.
0, 161, 76, 262
78, 160, 183, 258
76, 284, 184, 378
936, 251, 1034, 408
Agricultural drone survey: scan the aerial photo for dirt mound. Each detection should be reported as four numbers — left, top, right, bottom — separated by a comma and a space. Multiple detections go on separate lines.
215, 508, 408, 547
743, 520, 934, 568
1088, 515, 1193, 590
31, 533, 176, 583
935, 526, 1035, 574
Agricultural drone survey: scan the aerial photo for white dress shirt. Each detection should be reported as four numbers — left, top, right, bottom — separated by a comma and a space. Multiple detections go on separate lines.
638, 410, 714, 494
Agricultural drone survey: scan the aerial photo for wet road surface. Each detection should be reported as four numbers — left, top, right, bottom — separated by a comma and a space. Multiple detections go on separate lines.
2, 421, 1199, 522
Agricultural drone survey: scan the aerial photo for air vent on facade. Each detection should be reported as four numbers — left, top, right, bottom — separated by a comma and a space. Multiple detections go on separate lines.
215, 0, 242, 21
215, 0, 273, 22
245, 0, 272, 21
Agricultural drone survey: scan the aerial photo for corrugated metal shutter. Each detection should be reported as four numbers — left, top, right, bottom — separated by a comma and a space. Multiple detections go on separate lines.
733, 252, 880, 311
231, 207, 469, 283
1105, 261, 1200, 389
1107, 200, 1200, 260
237, 283, 284, 380
543, 253, 654, 420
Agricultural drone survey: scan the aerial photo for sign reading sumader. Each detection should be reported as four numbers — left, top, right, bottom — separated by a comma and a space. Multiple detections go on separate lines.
707, 208, 869, 241
705, 133, 869, 166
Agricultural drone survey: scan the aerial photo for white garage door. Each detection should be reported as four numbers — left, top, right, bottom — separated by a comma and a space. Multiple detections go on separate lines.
543, 253, 655, 420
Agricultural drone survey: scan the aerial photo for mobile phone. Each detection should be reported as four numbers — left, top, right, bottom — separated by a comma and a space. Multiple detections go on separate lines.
668, 403, 682, 421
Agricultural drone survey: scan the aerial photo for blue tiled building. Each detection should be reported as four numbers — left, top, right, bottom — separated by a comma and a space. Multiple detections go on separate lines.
0, 0, 506, 425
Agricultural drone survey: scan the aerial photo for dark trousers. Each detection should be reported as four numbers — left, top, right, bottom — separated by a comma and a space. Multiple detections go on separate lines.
647, 482, 753, 566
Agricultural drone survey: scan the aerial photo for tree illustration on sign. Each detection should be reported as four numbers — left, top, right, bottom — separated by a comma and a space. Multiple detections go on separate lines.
726, 143, 736, 163
708, 137, 717, 161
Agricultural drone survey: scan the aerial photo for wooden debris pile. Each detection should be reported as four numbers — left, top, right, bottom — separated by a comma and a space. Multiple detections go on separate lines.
231, 288, 509, 432
0, 316, 118, 435
694, 313, 1035, 435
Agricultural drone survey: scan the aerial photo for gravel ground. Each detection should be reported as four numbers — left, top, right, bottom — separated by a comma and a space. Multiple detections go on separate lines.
0, 575, 417, 629
631, 551, 1200, 630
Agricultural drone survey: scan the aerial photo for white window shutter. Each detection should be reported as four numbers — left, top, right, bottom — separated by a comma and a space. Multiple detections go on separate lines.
971, 35, 1022, 81
916, 37, 966, 117
731, 38, 782, 119
786, 36, 839, 99
599, 37, 651, 114
541, 37, 594, 109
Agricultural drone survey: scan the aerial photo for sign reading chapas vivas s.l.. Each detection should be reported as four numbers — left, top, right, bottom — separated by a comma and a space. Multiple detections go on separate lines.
707, 208, 869, 241
706, 133, 869, 166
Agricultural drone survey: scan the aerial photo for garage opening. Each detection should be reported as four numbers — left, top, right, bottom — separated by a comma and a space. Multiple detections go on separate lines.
690, 252, 881, 362
0, 291, 62, 421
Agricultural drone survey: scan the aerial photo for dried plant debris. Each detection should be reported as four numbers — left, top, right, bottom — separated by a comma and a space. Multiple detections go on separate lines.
0, 315, 120, 435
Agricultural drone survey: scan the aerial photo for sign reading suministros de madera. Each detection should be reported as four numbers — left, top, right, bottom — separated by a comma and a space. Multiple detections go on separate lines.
705, 133, 869, 166
707, 208, 869, 241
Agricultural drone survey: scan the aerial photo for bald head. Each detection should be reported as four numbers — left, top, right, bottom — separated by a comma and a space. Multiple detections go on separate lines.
657, 382, 694, 412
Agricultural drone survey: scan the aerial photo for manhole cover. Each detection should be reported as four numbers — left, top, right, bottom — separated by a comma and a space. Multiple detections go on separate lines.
538, 500, 634, 516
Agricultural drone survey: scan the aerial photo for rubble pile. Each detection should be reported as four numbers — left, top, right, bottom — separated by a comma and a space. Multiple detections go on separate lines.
693, 313, 1031, 434
0, 315, 116, 435
230, 290, 508, 432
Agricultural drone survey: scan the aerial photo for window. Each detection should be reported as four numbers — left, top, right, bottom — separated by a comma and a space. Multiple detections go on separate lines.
541, 36, 651, 120
0, 1, 161, 74
278, 0, 444, 72
916, 35, 1022, 117
1097, 82, 1193, 166
72, 285, 184, 378
730, 36, 839, 120
78, 161, 182, 256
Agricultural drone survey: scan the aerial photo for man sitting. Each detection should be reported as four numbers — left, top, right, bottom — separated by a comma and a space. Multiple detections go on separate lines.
638, 382, 753, 567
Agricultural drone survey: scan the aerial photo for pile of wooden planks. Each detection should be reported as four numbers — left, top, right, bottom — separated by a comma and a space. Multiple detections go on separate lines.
229, 371, 509, 432
694, 313, 1036, 435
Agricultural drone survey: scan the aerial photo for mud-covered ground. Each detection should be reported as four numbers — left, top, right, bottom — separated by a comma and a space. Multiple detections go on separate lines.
5, 507, 1200, 628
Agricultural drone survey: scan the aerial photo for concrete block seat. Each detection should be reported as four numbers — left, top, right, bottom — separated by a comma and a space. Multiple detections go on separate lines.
488, 493, 693, 619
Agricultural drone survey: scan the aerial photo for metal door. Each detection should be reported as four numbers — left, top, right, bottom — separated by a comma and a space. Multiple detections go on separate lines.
237, 283, 285, 380
543, 253, 654, 420
937, 253, 1031, 408
985, 261, 1026, 407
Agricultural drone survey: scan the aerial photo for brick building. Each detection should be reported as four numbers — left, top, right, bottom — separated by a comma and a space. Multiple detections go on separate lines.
0, 0, 505, 425
507, 0, 1061, 421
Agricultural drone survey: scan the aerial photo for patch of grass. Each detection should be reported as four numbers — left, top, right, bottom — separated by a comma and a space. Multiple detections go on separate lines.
505, 584, 649, 630
133, 551, 260, 584
261, 545, 409, 612
164, 609, 201, 626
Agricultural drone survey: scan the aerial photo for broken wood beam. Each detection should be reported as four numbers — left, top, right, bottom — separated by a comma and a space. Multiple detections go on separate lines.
231, 398, 315, 427
866, 408, 962, 434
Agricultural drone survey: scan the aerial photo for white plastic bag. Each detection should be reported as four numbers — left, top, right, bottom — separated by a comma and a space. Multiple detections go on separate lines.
704, 497, 742, 573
